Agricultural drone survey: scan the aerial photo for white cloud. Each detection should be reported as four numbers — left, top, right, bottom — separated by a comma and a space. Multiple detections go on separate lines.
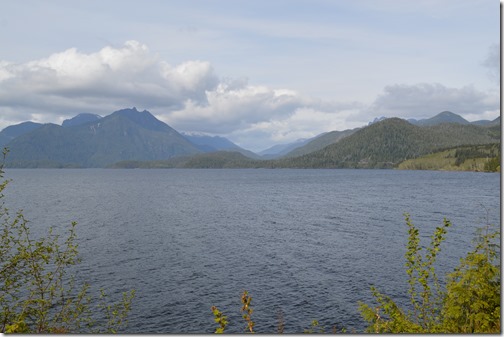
228, 105, 363, 152
162, 81, 306, 133
368, 83, 500, 121
160, 81, 364, 151
0, 40, 218, 124
0, 41, 362, 151
0, 41, 500, 152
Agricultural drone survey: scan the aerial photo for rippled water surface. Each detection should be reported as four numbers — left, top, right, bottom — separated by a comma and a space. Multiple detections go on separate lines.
3, 169, 500, 333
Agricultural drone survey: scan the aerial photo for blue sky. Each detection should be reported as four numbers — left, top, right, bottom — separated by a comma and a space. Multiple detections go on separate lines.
0, 0, 500, 151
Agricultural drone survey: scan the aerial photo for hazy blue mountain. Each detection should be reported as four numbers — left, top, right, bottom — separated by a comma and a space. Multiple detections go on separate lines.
0, 121, 43, 148
258, 138, 316, 159
408, 111, 470, 126
490, 116, 501, 126
182, 133, 261, 159
408, 111, 500, 127
182, 133, 239, 151
3, 108, 500, 168
472, 116, 501, 126
62, 113, 102, 127
5, 108, 202, 167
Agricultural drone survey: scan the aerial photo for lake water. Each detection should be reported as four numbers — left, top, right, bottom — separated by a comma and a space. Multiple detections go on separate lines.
2, 169, 500, 333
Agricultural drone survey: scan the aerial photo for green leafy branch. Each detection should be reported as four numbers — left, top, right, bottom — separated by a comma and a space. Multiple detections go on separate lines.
241, 290, 255, 333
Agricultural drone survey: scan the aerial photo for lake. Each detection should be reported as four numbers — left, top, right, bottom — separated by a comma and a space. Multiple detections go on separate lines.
2, 169, 500, 333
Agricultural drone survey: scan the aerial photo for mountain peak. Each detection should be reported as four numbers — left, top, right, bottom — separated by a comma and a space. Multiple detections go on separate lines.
111, 107, 171, 132
113, 107, 140, 116
62, 113, 102, 127
437, 110, 456, 117
0, 121, 43, 147
410, 111, 469, 126
431, 111, 469, 124
368, 116, 387, 126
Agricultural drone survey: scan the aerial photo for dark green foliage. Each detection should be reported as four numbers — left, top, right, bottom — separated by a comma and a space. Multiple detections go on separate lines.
112, 119, 501, 170
398, 143, 501, 172
283, 128, 358, 158
454, 143, 500, 167
484, 156, 501, 172
277, 118, 500, 168
484, 149, 501, 172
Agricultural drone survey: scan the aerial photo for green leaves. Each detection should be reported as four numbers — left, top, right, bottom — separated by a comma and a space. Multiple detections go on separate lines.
303, 319, 325, 333
98, 289, 136, 333
211, 305, 228, 334
441, 224, 500, 333
240, 291, 255, 333
210, 291, 255, 333
0, 150, 135, 333
359, 214, 500, 333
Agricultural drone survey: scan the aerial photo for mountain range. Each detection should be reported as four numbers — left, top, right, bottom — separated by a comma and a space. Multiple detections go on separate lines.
407, 110, 499, 126
0, 108, 500, 168
2, 108, 202, 167
274, 118, 500, 168
181, 132, 261, 159
112, 117, 500, 169
271, 111, 499, 160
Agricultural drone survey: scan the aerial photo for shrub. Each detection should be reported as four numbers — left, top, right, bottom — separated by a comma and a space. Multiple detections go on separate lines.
0, 149, 135, 333
358, 214, 500, 333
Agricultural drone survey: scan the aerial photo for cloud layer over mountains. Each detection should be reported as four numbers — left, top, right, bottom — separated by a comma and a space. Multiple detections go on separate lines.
0, 40, 499, 151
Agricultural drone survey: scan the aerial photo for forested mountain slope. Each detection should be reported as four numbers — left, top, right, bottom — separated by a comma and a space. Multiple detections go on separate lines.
5, 108, 201, 167
274, 118, 500, 168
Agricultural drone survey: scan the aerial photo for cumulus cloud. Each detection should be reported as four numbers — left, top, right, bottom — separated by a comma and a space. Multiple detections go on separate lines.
368, 83, 499, 120
0, 40, 362, 151
225, 104, 364, 152
0, 41, 500, 152
0, 40, 218, 125
162, 81, 305, 133
161, 81, 364, 151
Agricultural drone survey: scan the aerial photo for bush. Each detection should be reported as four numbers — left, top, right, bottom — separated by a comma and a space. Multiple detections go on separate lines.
0, 149, 135, 333
358, 214, 500, 333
